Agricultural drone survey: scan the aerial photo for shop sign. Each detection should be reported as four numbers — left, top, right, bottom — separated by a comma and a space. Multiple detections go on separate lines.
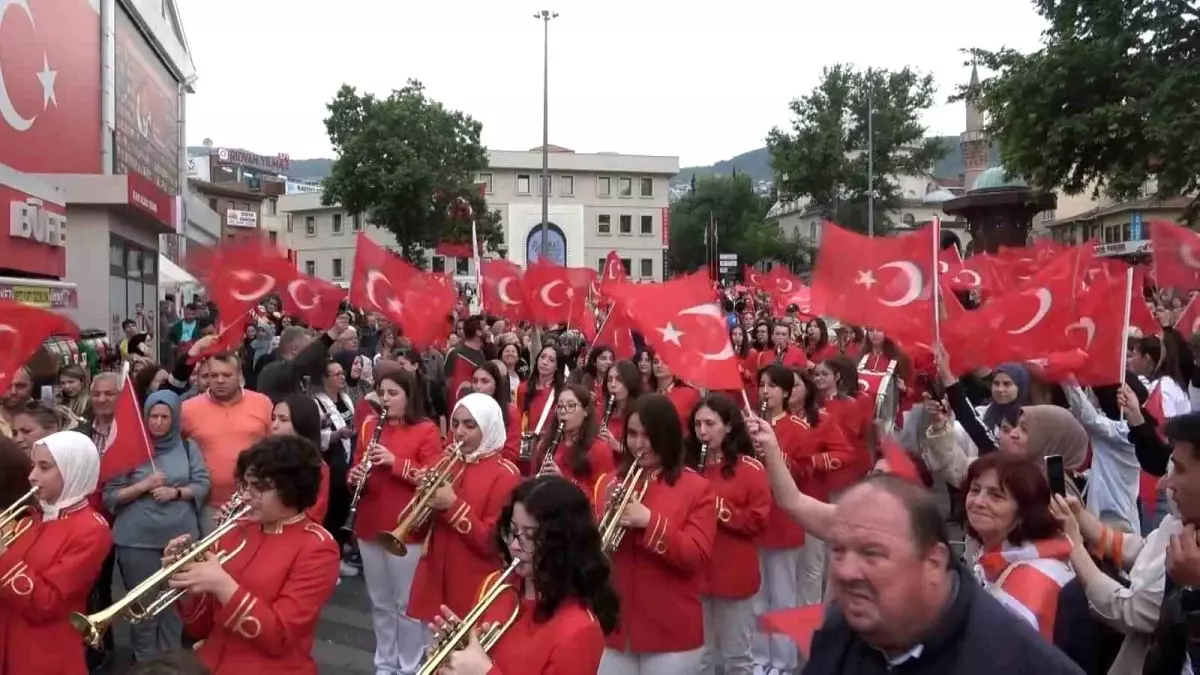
0, 283, 77, 309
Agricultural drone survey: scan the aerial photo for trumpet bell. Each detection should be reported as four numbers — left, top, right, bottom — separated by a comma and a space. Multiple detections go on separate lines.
376, 530, 409, 557
0, 512, 31, 548
70, 612, 106, 651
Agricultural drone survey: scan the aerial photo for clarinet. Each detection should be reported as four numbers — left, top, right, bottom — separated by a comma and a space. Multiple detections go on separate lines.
600, 395, 616, 431
537, 422, 566, 476
698, 442, 709, 468
344, 409, 388, 533
774, 346, 785, 364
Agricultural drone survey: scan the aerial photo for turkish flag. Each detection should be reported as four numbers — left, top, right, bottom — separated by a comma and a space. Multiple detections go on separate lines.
1150, 220, 1200, 291
522, 261, 577, 327
744, 265, 767, 290
98, 372, 155, 482
349, 234, 455, 349
594, 304, 637, 360
810, 223, 937, 344
760, 604, 826, 657
0, 0, 101, 174
197, 242, 294, 331
1175, 296, 1200, 337
189, 309, 253, 363
481, 259, 527, 323
599, 251, 627, 297
609, 273, 741, 390
280, 275, 345, 330
0, 300, 78, 392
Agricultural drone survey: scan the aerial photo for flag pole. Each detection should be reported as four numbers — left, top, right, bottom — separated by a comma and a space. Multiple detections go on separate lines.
1118, 267, 1135, 421
121, 360, 157, 472
932, 216, 942, 346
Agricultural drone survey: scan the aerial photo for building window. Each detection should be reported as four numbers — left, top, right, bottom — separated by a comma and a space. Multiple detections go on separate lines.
208, 197, 217, 211
286, 215, 293, 233
537, 174, 553, 196
598, 177, 611, 197
267, 199, 277, 216
619, 215, 632, 234
640, 258, 653, 278
793, 225, 801, 240
597, 258, 606, 274
620, 258, 632, 275
226, 200, 235, 211
242, 202, 251, 211
640, 178, 653, 197
304, 260, 316, 276
560, 175, 574, 197
352, 213, 362, 232
517, 174, 532, 195
1040, 209, 1056, 222
332, 213, 343, 235
431, 256, 446, 273
455, 257, 469, 276
618, 177, 633, 197
305, 215, 316, 236
598, 214, 611, 235
902, 213, 916, 226
640, 214, 653, 235
332, 258, 344, 279
477, 172, 494, 194
268, 231, 277, 245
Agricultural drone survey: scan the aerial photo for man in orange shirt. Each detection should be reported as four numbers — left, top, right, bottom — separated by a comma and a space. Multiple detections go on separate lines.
181, 352, 273, 534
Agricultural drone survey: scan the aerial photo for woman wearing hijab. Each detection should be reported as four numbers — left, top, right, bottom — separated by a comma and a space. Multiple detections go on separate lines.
103, 391, 211, 662
0, 431, 113, 675
938, 353, 1032, 455
407, 393, 522, 626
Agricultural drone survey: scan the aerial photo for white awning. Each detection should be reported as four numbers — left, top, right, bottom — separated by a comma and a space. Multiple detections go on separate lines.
159, 255, 197, 287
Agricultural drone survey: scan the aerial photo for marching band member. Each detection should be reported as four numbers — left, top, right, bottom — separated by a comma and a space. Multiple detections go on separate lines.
652, 356, 701, 436
470, 362, 522, 467
687, 394, 771, 675
518, 345, 565, 438
431, 475, 619, 674
755, 323, 807, 372
596, 393, 716, 675
535, 385, 614, 500
752, 365, 808, 675
812, 358, 873, 490
0, 431, 112, 675
729, 325, 759, 409
408, 393, 522, 623
350, 365, 443, 675
166, 434, 339, 674
597, 360, 644, 460
572, 345, 615, 403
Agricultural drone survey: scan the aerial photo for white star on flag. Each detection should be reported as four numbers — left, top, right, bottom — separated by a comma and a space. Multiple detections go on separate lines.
657, 322, 684, 346
387, 298, 404, 314
855, 270, 876, 289
37, 54, 57, 108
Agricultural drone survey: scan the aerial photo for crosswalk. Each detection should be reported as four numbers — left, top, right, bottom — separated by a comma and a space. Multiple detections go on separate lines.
103, 576, 377, 674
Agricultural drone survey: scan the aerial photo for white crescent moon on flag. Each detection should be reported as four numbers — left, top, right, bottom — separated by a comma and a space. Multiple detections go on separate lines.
497, 277, 521, 306
0, 0, 37, 132
1008, 288, 1052, 334
776, 279, 794, 293
678, 304, 734, 361
366, 270, 396, 312
540, 280, 565, 307
287, 279, 319, 311
938, 260, 950, 274
954, 269, 982, 288
607, 262, 620, 280
877, 261, 923, 307
1180, 244, 1200, 270
858, 378, 870, 392
230, 270, 276, 303
1065, 316, 1096, 349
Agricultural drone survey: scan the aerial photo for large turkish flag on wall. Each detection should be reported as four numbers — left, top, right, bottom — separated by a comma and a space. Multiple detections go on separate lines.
0, 0, 102, 174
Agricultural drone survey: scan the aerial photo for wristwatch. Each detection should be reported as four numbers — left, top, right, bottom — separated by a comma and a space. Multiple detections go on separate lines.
175, 488, 183, 501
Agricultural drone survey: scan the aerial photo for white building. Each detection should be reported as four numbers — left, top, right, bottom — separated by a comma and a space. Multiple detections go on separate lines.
280, 145, 679, 285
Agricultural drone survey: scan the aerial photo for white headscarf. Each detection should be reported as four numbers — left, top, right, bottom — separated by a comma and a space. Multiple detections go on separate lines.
35, 431, 100, 521
453, 393, 506, 461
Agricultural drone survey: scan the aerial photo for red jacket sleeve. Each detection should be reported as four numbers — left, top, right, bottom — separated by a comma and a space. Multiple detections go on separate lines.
640, 481, 717, 574
812, 415, 857, 474
180, 593, 217, 639
390, 423, 443, 481
719, 462, 771, 539
0, 515, 111, 623
209, 531, 340, 658
442, 462, 522, 557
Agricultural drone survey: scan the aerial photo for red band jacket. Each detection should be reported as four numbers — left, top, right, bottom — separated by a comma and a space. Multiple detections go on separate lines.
820, 396, 873, 496
0, 503, 111, 675
537, 436, 615, 504
700, 455, 771, 599
350, 417, 443, 544
180, 515, 340, 675
792, 409, 858, 503
760, 414, 808, 550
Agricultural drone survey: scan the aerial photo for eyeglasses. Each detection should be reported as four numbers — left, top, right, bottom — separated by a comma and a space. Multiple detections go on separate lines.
238, 479, 275, 496
503, 523, 538, 548
556, 402, 580, 413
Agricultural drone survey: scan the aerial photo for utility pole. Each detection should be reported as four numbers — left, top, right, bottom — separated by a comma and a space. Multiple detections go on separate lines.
535, 10, 558, 263
867, 79, 875, 238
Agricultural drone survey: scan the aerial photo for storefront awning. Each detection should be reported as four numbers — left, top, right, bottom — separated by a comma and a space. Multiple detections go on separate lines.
159, 255, 197, 287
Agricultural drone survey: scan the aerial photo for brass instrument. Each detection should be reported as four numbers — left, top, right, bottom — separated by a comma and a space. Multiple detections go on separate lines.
345, 410, 388, 533
598, 466, 649, 556
600, 394, 615, 431
698, 442, 710, 468
418, 557, 522, 675
378, 442, 465, 556
71, 503, 253, 650
0, 487, 38, 547
537, 422, 566, 476
214, 492, 245, 529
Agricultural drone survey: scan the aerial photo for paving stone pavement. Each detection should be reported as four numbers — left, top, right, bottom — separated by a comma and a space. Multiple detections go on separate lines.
99, 574, 376, 674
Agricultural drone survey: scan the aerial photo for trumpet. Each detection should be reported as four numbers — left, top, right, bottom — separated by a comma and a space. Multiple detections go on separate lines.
598, 465, 649, 556
0, 487, 38, 547
378, 441, 465, 556
71, 503, 253, 650
418, 557, 522, 675
600, 394, 615, 431
345, 409, 388, 533
537, 422, 566, 476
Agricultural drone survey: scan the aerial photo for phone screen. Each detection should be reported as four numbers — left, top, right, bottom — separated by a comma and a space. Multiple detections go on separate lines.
1045, 454, 1067, 496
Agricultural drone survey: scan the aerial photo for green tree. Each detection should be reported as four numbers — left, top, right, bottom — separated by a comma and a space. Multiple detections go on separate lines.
323, 80, 503, 266
958, 0, 1198, 218
767, 64, 948, 234
668, 174, 806, 276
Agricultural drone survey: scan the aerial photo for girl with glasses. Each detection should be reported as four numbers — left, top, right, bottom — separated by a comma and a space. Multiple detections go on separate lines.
535, 385, 614, 501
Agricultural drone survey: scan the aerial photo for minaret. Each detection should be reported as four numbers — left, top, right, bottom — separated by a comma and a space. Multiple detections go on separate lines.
961, 63, 989, 191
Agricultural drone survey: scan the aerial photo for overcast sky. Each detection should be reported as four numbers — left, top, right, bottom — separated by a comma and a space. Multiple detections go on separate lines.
179, 0, 1047, 167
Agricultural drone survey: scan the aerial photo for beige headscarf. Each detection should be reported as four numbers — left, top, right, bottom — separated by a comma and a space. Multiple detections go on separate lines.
1021, 405, 1089, 472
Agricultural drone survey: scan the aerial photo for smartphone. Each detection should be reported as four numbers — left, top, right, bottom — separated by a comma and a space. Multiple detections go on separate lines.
1045, 454, 1067, 497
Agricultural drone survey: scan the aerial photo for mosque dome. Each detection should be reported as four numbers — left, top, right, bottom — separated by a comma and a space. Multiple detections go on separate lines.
971, 166, 1028, 192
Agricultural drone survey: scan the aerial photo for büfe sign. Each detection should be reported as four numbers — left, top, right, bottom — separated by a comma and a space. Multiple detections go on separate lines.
0, 184, 67, 278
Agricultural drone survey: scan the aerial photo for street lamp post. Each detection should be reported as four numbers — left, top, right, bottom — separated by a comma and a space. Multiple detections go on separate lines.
534, 10, 558, 264
867, 82, 874, 238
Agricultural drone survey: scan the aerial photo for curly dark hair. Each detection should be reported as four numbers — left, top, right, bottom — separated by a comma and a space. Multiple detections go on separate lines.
0, 436, 32, 506
537, 384, 599, 478
235, 435, 323, 511
685, 393, 756, 478
494, 475, 619, 634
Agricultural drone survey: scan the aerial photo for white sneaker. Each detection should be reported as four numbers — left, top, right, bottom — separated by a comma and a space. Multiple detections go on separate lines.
339, 561, 361, 577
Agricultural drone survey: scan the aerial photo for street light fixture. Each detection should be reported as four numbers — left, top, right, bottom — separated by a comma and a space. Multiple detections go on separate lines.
534, 10, 558, 265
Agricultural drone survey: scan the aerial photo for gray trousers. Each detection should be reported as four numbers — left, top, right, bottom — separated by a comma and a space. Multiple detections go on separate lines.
116, 545, 183, 662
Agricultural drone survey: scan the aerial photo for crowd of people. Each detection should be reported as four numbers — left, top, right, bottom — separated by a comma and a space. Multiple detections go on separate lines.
3, 267, 1200, 675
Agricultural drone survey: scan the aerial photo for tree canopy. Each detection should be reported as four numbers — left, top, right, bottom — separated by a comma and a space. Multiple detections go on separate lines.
668, 174, 809, 277
322, 80, 503, 265
960, 0, 1199, 218
767, 64, 947, 235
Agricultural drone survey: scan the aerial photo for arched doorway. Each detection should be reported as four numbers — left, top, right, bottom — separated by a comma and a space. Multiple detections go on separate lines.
526, 222, 567, 266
